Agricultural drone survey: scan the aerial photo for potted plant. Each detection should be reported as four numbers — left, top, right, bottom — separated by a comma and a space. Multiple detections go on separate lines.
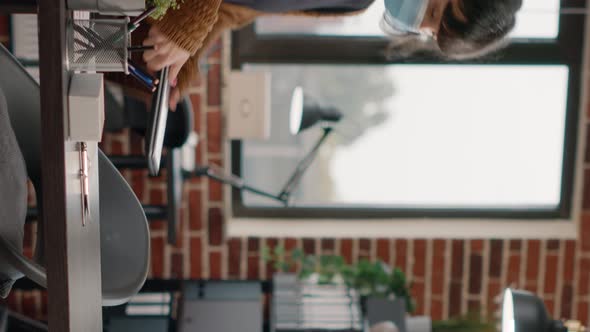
147, 0, 184, 19
263, 245, 415, 322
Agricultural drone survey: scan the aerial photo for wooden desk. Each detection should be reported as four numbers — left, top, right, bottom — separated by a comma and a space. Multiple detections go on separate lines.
36, 2, 103, 331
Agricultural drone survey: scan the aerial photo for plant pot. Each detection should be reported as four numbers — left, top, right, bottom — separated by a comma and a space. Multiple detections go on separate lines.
365, 297, 407, 332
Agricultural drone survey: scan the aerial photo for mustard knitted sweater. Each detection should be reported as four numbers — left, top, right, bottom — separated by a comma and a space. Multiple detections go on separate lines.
152, 1, 367, 92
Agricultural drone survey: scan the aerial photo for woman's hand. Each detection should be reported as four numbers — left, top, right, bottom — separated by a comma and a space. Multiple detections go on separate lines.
143, 25, 189, 110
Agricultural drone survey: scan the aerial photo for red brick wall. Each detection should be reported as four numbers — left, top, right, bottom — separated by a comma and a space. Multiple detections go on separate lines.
1, 16, 590, 325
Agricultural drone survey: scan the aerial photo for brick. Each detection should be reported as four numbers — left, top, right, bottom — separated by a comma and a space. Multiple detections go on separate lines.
190, 237, 202, 278
40, 291, 48, 321
111, 140, 123, 155
561, 284, 574, 318
430, 298, 444, 321
171, 253, 184, 279
544, 299, 555, 317
228, 238, 241, 278
130, 170, 147, 202
209, 251, 222, 279
469, 254, 483, 294
395, 240, 408, 273
321, 239, 335, 252
489, 239, 503, 278
206, 111, 222, 154
577, 301, 589, 325
248, 237, 260, 253
376, 239, 391, 264
413, 240, 427, 278
544, 254, 558, 294
487, 281, 501, 316
359, 238, 371, 251
431, 240, 446, 296
149, 187, 166, 205
5, 291, 20, 313
303, 238, 316, 255
149, 220, 166, 232
340, 239, 353, 264
189, 189, 202, 230
583, 170, 590, 210
284, 238, 298, 252
174, 211, 185, 249
21, 292, 37, 320
579, 257, 590, 296
582, 214, 590, 251
129, 130, 143, 155
506, 254, 521, 287
189, 94, 202, 132
0, 16, 9, 38
23, 223, 34, 253
208, 208, 223, 246
448, 282, 463, 318
524, 281, 538, 294
411, 281, 425, 315
208, 178, 223, 202
451, 240, 464, 280
247, 255, 260, 280
151, 237, 165, 278
471, 239, 484, 252
526, 240, 541, 282
546, 239, 560, 251
207, 63, 221, 106
564, 241, 576, 282
510, 240, 522, 251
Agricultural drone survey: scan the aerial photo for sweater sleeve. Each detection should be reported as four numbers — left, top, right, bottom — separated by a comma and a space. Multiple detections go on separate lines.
174, 3, 262, 93
153, 0, 223, 55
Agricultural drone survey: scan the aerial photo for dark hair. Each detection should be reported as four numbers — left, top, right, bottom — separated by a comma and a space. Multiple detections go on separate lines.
384, 0, 523, 60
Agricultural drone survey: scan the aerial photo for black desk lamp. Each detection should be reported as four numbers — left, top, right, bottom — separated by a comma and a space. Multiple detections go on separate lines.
502, 289, 583, 332
195, 86, 343, 205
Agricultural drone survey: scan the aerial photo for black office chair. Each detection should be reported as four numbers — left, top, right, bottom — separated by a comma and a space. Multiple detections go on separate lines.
0, 43, 150, 306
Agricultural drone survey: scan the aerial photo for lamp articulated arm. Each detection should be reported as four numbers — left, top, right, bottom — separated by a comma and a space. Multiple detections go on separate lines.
194, 127, 334, 206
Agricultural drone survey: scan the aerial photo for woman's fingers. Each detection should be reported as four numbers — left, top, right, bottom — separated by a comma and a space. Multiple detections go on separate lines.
143, 41, 172, 62
169, 88, 181, 111
169, 62, 183, 85
146, 54, 174, 71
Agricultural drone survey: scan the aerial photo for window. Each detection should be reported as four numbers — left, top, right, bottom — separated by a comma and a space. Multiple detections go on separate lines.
230, 0, 586, 220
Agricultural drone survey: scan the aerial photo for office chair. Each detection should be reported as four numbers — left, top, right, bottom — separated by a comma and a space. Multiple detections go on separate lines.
0, 43, 150, 306
104, 89, 193, 245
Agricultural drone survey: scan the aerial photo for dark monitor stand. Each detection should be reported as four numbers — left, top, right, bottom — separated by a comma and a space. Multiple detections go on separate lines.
146, 66, 170, 176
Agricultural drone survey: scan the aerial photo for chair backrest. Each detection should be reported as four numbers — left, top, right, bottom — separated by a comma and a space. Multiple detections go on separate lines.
0, 85, 28, 297
0, 44, 149, 306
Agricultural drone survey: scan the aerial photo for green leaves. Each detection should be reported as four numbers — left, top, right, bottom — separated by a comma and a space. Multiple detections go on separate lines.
262, 245, 415, 313
146, 0, 184, 19
432, 313, 495, 332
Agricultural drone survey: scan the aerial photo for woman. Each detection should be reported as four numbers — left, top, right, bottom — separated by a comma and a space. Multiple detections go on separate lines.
142, 0, 523, 109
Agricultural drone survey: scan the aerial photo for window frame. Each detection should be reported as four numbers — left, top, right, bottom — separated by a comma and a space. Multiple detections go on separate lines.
229, 0, 586, 220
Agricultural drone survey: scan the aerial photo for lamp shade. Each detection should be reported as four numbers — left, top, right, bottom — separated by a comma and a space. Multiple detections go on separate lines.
502, 289, 567, 332
289, 86, 343, 135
